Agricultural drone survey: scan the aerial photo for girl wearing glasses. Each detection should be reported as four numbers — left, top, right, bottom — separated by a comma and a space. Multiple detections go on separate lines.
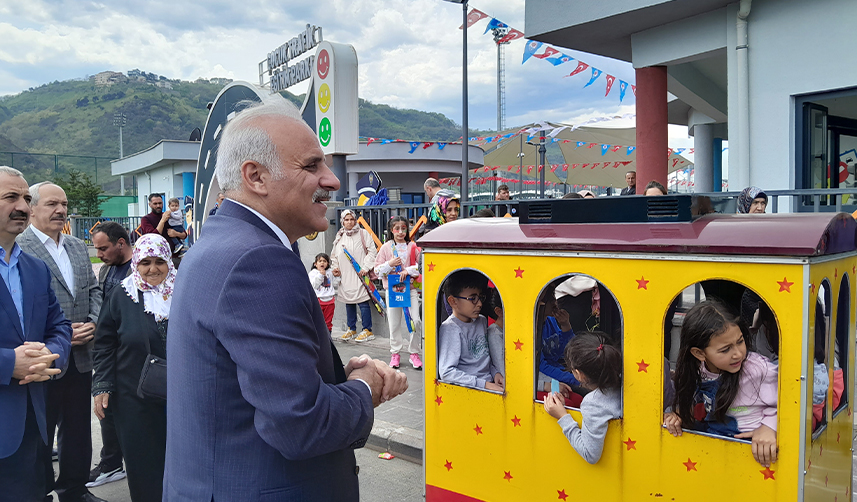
374, 216, 423, 370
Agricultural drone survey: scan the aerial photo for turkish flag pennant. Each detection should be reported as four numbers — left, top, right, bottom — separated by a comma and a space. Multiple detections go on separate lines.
498, 29, 524, 44
667, 148, 673, 157
533, 46, 560, 60
611, 145, 622, 152
572, 164, 580, 169
604, 74, 616, 96
507, 166, 514, 171
688, 148, 695, 154
460, 8, 489, 29
538, 165, 543, 172
581, 164, 589, 169
483, 166, 489, 172
367, 138, 375, 146
516, 167, 521, 173
550, 165, 558, 173
422, 142, 434, 149
631, 85, 637, 96
587, 143, 596, 148
566, 61, 589, 78
526, 166, 533, 174
562, 164, 569, 171
613, 162, 621, 168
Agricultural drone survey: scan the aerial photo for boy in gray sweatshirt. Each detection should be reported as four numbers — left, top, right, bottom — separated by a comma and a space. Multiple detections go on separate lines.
438, 271, 504, 391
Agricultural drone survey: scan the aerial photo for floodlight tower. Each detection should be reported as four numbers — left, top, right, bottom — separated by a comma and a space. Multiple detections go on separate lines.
113, 111, 127, 195
492, 27, 510, 132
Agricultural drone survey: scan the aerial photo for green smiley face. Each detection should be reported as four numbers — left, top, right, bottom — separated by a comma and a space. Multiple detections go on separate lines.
319, 117, 332, 147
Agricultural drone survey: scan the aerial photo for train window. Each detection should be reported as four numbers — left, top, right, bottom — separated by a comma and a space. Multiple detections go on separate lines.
832, 276, 850, 417
436, 269, 505, 393
665, 281, 779, 443
812, 280, 831, 436
533, 274, 622, 412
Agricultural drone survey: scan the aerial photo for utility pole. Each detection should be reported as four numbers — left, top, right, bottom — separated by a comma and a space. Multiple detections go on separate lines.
538, 130, 546, 198
113, 112, 127, 195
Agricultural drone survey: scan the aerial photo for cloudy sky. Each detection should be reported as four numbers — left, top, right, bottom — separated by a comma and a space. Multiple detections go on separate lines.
0, 0, 694, 149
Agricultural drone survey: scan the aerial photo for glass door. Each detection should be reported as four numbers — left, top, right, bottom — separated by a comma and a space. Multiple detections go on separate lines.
803, 103, 829, 206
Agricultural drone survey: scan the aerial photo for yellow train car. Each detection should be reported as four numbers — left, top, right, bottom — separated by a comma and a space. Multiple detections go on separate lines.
418, 196, 856, 502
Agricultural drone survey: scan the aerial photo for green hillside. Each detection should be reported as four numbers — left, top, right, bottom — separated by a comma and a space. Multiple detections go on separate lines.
0, 77, 476, 192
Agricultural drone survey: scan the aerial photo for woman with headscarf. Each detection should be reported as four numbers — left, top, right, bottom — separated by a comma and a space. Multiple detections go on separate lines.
330, 210, 378, 342
738, 186, 768, 213
422, 194, 460, 234
91, 234, 175, 502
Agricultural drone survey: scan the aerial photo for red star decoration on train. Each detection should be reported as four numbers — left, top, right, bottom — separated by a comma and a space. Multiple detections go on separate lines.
514, 339, 524, 351
557, 489, 569, 500
848, 407, 852, 417
835, 268, 838, 279
820, 444, 823, 456
808, 459, 812, 469
853, 264, 856, 275
444, 460, 453, 471
636, 276, 649, 290
810, 283, 816, 294
428, 262, 436, 272
514, 267, 525, 278
683, 458, 697, 472
623, 438, 637, 450
435, 396, 443, 406
433, 378, 439, 386
760, 467, 776, 480
511, 416, 522, 427
503, 471, 513, 481
837, 432, 841, 443
473, 424, 483, 435
637, 359, 650, 373
777, 277, 794, 292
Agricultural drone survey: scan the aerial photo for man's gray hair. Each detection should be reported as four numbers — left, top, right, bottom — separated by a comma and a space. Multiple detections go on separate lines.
28, 181, 62, 207
215, 99, 303, 192
424, 177, 441, 189
0, 166, 24, 180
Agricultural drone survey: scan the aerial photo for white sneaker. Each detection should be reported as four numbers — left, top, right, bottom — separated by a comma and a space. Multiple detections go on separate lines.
86, 465, 126, 488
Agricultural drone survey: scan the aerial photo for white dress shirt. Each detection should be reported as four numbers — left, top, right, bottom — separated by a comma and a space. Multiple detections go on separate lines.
29, 225, 75, 298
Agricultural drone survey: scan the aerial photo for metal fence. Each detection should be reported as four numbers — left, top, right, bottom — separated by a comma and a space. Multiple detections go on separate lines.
336, 188, 857, 242
71, 216, 142, 245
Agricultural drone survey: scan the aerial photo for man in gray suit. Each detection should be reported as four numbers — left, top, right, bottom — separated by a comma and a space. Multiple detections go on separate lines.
17, 182, 105, 502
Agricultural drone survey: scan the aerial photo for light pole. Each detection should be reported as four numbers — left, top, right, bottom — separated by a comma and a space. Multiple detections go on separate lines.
113, 111, 127, 195
444, 0, 469, 205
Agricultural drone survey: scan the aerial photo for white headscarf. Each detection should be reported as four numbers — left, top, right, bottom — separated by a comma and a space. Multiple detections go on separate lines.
121, 234, 177, 322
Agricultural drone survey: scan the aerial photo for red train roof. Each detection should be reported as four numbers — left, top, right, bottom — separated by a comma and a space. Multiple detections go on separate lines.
417, 213, 857, 257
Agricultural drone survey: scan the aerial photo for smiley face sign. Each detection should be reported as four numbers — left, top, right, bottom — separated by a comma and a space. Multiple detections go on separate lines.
318, 117, 332, 147
318, 83, 331, 113
317, 49, 330, 80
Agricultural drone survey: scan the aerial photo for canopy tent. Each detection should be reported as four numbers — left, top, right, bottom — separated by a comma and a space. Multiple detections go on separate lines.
465, 123, 692, 189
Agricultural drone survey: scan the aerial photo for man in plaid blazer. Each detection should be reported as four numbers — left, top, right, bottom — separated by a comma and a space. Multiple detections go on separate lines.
17, 182, 104, 502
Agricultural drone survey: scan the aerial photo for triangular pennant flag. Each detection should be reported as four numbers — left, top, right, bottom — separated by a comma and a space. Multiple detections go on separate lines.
522, 40, 543, 64
611, 145, 622, 152
566, 61, 589, 78
538, 165, 543, 172
572, 164, 580, 169
367, 138, 375, 146
613, 162, 621, 168
550, 165, 558, 173
601, 144, 610, 156
576, 141, 586, 149
688, 148, 694, 154
381, 139, 393, 144
581, 164, 589, 169
604, 74, 616, 96
626, 146, 636, 155
631, 85, 637, 96
562, 164, 569, 171
618, 80, 629, 102
675, 148, 685, 154
526, 166, 533, 174
460, 8, 489, 29
545, 54, 574, 66
498, 28, 524, 44
484, 18, 508, 35
422, 142, 434, 149
533, 46, 559, 60
583, 68, 603, 88
409, 142, 420, 153
587, 143, 596, 148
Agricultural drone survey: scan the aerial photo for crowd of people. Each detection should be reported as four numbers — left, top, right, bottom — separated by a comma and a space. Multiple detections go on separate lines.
0, 96, 793, 502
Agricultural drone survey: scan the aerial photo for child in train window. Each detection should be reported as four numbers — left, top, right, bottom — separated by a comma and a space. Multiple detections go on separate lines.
544, 332, 622, 464
485, 287, 505, 379
438, 271, 504, 391
536, 283, 583, 406
811, 299, 830, 430
663, 300, 779, 467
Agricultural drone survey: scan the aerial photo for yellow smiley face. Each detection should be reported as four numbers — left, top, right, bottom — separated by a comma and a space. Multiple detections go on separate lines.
318, 83, 331, 113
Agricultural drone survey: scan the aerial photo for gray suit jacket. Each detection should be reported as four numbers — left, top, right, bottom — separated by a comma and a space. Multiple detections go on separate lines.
17, 226, 102, 373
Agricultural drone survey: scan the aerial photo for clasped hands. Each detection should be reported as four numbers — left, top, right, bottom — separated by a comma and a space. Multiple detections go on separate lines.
12, 341, 61, 385
345, 354, 409, 408
71, 322, 96, 346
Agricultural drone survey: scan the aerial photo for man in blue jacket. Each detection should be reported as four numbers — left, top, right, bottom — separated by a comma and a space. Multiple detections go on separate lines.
0, 166, 72, 502
165, 100, 408, 501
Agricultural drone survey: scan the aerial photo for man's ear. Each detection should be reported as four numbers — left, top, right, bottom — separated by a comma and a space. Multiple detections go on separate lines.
689, 347, 706, 363
240, 160, 270, 196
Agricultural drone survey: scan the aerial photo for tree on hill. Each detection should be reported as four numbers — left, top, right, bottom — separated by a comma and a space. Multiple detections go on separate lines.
54, 168, 110, 217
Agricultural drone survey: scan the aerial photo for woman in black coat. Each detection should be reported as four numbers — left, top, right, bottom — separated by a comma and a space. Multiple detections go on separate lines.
92, 234, 175, 502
